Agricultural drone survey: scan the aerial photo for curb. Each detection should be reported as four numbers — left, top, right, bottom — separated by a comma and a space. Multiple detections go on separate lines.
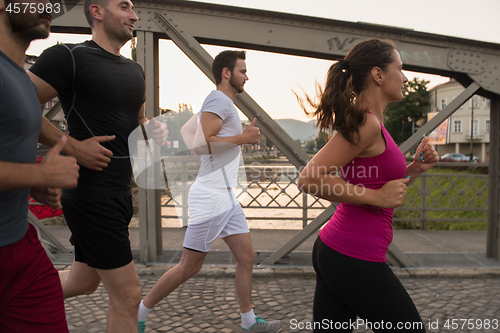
54, 263, 500, 279
134, 264, 500, 279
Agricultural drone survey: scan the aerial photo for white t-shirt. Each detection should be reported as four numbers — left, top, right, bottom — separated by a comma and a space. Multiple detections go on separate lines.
196, 90, 242, 188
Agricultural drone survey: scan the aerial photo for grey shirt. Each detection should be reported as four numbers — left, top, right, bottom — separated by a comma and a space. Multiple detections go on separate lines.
0, 50, 42, 246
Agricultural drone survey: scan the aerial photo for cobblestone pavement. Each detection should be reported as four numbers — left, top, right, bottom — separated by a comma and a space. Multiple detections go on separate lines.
64, 271, 500, 333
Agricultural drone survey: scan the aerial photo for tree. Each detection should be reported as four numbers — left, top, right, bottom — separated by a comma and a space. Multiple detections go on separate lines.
315, 132, 329, 151
305, 140, 316, 152
131, 38, 137, 62
161, 104, 195, 155
384, 77, 430, 145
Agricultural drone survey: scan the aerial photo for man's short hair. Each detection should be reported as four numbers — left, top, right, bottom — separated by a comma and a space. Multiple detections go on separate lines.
84, 0, 109, 27
212, 50, 246, 85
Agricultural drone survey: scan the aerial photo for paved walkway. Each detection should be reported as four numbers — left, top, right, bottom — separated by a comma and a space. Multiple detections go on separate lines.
47, 227, 500, 332
61, 269, 500, 333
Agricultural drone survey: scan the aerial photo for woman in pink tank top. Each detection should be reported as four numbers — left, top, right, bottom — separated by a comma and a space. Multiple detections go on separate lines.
297, 39, 439, 332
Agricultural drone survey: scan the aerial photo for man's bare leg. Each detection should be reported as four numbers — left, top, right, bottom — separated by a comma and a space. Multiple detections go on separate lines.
58, 258, 101, 298
96, 261, 142, 333
143, 248, 208, 309
223, 233, 255, 313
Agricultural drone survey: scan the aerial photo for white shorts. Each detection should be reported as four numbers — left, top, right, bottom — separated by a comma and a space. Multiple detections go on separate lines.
183, 181, 249, 252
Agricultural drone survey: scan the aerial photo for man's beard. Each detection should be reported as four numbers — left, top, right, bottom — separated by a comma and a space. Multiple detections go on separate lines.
229, 75, 244, 93
7, 11, 49, 43
103, 11, 133, 45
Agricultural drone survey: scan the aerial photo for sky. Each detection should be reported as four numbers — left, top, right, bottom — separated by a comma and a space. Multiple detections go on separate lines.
27, 0, 500, 122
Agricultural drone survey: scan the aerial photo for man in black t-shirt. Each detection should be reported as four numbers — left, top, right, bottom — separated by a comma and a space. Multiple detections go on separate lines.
0, 0, 79, 331
28, 0, 167, 331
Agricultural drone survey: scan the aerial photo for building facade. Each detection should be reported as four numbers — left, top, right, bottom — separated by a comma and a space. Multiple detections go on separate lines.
428, 79, 490, 162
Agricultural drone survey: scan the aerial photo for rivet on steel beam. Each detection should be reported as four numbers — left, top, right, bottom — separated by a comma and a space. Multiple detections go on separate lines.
137, 10, 141, 13
269, 29, 272, 33
147, 11, 150, 14
267, 40, 271, 43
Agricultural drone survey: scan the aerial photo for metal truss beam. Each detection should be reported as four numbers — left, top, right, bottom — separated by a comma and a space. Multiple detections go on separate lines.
487, 96, 500, 258
53, 1, 500, 95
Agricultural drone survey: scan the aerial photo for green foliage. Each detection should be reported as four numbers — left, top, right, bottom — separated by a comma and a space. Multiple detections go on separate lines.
305, 140, 316, 152
294, 139, 302, 147
393, 167, 488, 230
384, 77, 430, 145
131, 38, 137, 62
315, 132, 328, 150
161, 104, 195, 155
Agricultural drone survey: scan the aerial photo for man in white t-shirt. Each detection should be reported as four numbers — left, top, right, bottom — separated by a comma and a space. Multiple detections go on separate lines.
137, 51, 282, 333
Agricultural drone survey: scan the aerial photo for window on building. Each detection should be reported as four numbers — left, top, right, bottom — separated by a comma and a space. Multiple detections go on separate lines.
485, 119, 490, 133
469, 96, 481, 108
471, 119, 479, 136
485, 98, 491, 108
440, 98, 447, 110
453, 120, 462, 133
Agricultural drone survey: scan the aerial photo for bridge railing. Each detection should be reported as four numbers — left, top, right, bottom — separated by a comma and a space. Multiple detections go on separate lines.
151, 157, 488, 230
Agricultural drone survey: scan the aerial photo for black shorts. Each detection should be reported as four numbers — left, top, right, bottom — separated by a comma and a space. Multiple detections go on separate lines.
61, 196, 134, 269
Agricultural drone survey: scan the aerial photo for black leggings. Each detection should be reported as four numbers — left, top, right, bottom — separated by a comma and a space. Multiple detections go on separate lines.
312, 237, 426, 332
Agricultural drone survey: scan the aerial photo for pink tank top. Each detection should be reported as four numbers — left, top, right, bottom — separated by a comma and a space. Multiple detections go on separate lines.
319, 114, 407, 262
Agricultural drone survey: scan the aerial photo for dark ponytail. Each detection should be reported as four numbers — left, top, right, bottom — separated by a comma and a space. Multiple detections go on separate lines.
304, 39, 396, 146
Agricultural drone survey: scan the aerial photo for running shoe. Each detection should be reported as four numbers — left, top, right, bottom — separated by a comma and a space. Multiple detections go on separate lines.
138, 320, 146, 333
241, 316, 282, 333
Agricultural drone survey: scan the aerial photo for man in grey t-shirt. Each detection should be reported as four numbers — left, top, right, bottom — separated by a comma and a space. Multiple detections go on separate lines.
0, 1, 79, 331
137, 50, 282, 333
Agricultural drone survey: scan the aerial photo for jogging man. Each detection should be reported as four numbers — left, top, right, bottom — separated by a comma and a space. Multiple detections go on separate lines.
137, 50, 282, 333
28, 0, 166, 332
0, 0, 79, 331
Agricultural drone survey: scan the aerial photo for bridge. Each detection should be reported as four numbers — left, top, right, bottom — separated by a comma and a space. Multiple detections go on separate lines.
42, 0, 500, 265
